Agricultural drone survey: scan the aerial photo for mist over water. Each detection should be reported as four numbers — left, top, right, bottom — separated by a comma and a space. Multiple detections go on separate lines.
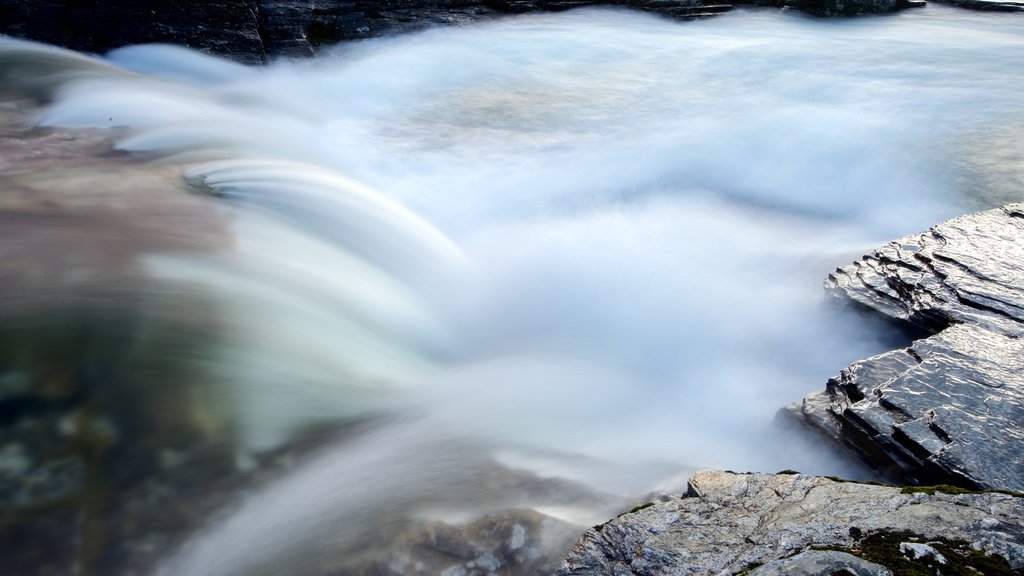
3, 5, 1024, 575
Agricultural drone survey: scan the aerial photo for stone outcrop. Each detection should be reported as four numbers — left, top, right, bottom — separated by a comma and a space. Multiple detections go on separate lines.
787, 205, 1024, 491
788, 323, 1024, 491
932, 0, 1023, 10
782, 0, 925, 16
0, 0, 934, 64
826, 204, 1024, 338
558, 470, 1024, 576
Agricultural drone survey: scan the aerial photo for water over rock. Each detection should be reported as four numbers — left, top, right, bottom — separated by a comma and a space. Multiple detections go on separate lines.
0, 0, 935, 64
786, 205, 1024, 491
557, 470, 1024, 576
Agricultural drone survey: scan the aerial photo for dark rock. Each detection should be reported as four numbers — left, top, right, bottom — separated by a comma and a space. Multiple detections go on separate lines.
786, 323, 1024, 491
557, 470, 1024, 576
931, 0, 1023, 9
787, 205, 1024, 491
0, 0, 267, 64
1, 0, 934, 64
826, 204, 1024, 338
782, 0, 924, 16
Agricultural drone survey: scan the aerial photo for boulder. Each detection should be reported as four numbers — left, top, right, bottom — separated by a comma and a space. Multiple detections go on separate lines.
787, 205, 1024, 490
557, 470, 1024, 576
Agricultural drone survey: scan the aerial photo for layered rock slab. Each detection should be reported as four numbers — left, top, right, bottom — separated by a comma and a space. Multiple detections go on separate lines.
557, 470, 1024, 576
789, 205, 1024, 491
826, 204, 1024, 338
788, 323, 1024, 490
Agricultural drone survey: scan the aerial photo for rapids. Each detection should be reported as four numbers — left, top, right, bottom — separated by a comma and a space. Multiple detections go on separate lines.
1, 5, 1023, 575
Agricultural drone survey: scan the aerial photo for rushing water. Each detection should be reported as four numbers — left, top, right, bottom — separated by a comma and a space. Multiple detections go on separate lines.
2, 5, 1024, 575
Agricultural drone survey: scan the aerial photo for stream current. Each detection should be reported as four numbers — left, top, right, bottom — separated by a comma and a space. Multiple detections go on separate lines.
2, 5, 1023, 575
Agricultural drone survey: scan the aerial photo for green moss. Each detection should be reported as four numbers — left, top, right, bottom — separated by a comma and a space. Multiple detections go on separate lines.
627, 502, 654, 514
590, 502, 656, 534
184, 175, 221, 197
777, 469, 801, 475
901, 484, 1024, 498
819, 530, 1022, 576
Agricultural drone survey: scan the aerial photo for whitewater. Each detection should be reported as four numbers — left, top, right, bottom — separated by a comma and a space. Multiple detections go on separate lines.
1, 5, 1023, 575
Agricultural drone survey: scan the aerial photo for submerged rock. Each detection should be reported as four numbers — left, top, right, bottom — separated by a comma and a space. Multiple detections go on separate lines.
558, 470, 1024, 576
788, 205, 1024, 491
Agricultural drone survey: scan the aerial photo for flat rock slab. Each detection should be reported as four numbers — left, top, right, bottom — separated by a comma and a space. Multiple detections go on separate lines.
827, 204, 1024, 337
787, 323, 1024, 490
557, 470, 1024, 576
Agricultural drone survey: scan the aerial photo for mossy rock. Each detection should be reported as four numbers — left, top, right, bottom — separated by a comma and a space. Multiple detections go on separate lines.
820, 529, 1022, 576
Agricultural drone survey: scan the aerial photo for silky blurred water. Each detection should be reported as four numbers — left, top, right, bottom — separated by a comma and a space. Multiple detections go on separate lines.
2, 5, 1023, 575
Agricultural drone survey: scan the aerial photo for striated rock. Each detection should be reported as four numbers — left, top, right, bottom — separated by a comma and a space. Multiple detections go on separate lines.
786, 323, 1024, 491
788, 205, 1024, 491
558, 470, 1024, 576
826, 204, 1024, 338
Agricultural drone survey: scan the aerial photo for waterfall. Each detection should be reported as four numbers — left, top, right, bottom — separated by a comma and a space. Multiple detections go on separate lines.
1, 5, 1022, 575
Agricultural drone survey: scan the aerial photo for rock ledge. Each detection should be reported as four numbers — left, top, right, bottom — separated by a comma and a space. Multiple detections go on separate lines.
557, 470, 1024, 576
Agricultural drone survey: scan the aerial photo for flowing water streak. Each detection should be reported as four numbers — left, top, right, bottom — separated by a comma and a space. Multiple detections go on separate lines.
2, 5, 1024, 575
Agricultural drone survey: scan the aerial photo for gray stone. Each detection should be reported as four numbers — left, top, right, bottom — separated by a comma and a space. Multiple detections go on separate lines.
747, 550, 893, 576
557, 471, 1024, 576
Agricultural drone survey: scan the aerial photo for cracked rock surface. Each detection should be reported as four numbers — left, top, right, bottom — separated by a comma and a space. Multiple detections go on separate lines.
787, 323, 1024, 490
787, 205, 1024, 491
826, 204, 1024, 337
557, 470, 1024, 576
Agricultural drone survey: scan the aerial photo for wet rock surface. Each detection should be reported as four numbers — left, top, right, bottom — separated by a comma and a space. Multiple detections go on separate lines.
788, 205, 1024, 491
786, 323, 1024, 491
558, 470, 1024, 576
931, 0, 1023, 9
0, 0, 937, 64
826, 204, 1024, 338
782, 0, 925, 16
